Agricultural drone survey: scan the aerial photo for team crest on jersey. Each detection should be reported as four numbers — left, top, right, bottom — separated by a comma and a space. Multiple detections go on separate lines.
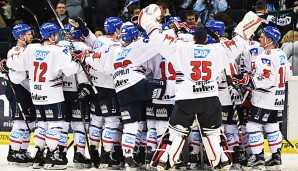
94, 41, 104, 49
261, 58, 271, 66
249, 48, 258, 56
116, 48, 132, 61
194, 49, 210, 58
36, 50, 50, 61
279, 55, 285, 66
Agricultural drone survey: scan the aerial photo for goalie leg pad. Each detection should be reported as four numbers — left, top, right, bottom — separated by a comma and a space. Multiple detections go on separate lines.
151, 124, 189, 169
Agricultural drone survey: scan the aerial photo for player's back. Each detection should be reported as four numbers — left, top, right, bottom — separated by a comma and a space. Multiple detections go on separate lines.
24, 43, 74, 105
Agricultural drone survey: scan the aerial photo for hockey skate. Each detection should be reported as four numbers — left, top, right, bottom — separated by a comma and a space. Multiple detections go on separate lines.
111, 145, 123, 169
124, 149, 139, 171
137, 146, 146, 169
188, 152, 200, 170
7, 145, 29, 166
90, 145, 100, 168
265, 149, 282, 170
73, 146, 92, 169
44, 147, 67, 170
98, 150, 111, 169
145, 146, 154, 170
230, 146, 241, 170
32, 146, 45, 169
20, 149, 34, 166
243, 152, 265, 170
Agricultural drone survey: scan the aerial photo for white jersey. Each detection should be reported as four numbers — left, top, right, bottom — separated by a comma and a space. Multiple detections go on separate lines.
147, 55, 176, 104
85, 31, 121, 89
251, 49, 292, 110
6, 46, 30, 91
149, 29, 248, 100
7, 43, 81, 105
238, 41, 264, 73
58, 40, 92, 92
98, 38, 159, 92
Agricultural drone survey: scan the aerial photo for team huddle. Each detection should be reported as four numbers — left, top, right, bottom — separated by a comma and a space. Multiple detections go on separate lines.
0, 3, 292, 171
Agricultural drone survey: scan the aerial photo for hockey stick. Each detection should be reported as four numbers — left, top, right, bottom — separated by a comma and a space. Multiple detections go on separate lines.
67, 139, 74, 150
5, 73, 32, 133
21, 5, 40, 29
282, 135, 298, 153
46, 0, 98, 95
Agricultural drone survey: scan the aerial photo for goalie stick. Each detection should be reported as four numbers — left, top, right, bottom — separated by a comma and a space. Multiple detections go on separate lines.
46, 0, 98, 95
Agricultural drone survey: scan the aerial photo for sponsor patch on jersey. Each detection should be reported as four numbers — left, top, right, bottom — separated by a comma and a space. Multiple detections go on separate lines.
279, 55, 286, 66
116, 48, 132, 61
36, 50, 50, 61
249, 48, 258, 56
194, 49, 210, 58
94, 41, 104, 49
261, 58, 271, 66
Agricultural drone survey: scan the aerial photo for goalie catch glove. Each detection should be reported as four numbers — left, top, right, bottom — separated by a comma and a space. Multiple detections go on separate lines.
68, 17, 89, 37
0, 59, 9, 73
234, 11, 262, 40
138, 4, 162, 34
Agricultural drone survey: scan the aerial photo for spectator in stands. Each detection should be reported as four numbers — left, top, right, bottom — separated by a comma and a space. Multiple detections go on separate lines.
281, 30, 298, 74
0, 0, 11, 27
255, 0, 269, 15
184, 10, 197, 25
0, 14, 5, 27
156, 0, 171, 23
63, 0, 87, 21
48, 1, 69, 26
94, 27, 106, 37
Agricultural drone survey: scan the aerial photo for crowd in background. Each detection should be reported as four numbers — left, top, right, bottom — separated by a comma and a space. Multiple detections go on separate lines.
0, 0, 297, 73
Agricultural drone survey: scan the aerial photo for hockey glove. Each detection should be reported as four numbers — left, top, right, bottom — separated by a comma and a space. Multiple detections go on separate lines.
138, 4, 162, 34
234, 11, 262, 40
76, 84, 92, 102
170, 21, 190, 34
232, 73, 255, 91
72, 50, 89, 63
0, 59, 9, 73
68, 17, 89, 37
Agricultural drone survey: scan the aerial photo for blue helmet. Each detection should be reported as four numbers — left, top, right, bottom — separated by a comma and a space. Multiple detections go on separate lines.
64, 24, 72, 32
121, 25, 138, 42
70, 26, 82, 39
40, 23, 60, 39
12, 24, 32, 40
262, 26, 281, 44
206, 20, 225, 36
163, 17, 182, 30
207, 34, 217, 44
104, 17, 123, 34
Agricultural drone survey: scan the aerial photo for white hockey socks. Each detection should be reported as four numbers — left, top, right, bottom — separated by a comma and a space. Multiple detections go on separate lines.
46, 121, 63, 152
246, 121, 264, 154
265, 123, 282, 153
34, 121, 48, 149
89, 115, 104, 149
102, 116, 120, 152
122, 122, 139, 157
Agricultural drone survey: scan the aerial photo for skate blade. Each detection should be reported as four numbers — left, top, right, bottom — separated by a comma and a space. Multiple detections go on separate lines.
44, 163, 67, 170
125, 166, 138, 171
243, 165, 266, 170
98, 163, 109, 169
266, 165, 281, 170
33, 163, 44, 169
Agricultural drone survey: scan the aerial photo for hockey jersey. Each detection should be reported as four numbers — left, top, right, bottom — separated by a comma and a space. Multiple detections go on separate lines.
251, 48, 292, 110
85, 32, 121, 89
7, 43, 81, 105
149, 29, 248, 100
58, 40, 92, 92
6, 46, 30, 91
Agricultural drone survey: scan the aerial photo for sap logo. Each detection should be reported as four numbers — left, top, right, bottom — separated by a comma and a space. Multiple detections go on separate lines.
36, 50, 50, 61
193, 134, 200, 141
91, 130, 101, 137
261, 58, 271, 66
60, 135, 68, 143
226, 133, 233, 143
279, 55, 286, 66
104, 131, 116, 139
94, 41, 104, 49
100, 105, 108, 114
149, 131, 157, 139
47, 130, 60, 136
194, 49, 210, 58
249, 48, 258, 56
268, 133, 280, 143
116, 48, 132, 61
23, 132, 30, 139
10, 131, 23, 139
249, 134, 262, 143
79, 136, 86, 144
38, 129, 46, 136
124, 136, 135, 144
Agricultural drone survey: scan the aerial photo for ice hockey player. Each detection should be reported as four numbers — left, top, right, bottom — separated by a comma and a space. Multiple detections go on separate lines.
6, 22, 84, 170
0, 24, 36, 166
234, 26, 292, 170
58, 24, 92, 169
138, 4, 262, 170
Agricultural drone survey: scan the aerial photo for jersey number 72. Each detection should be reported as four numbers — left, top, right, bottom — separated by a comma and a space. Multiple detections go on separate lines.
33, 61, 47, 82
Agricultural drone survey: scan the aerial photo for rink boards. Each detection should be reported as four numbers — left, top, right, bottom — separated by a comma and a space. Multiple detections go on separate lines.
0, 131, 297, 154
